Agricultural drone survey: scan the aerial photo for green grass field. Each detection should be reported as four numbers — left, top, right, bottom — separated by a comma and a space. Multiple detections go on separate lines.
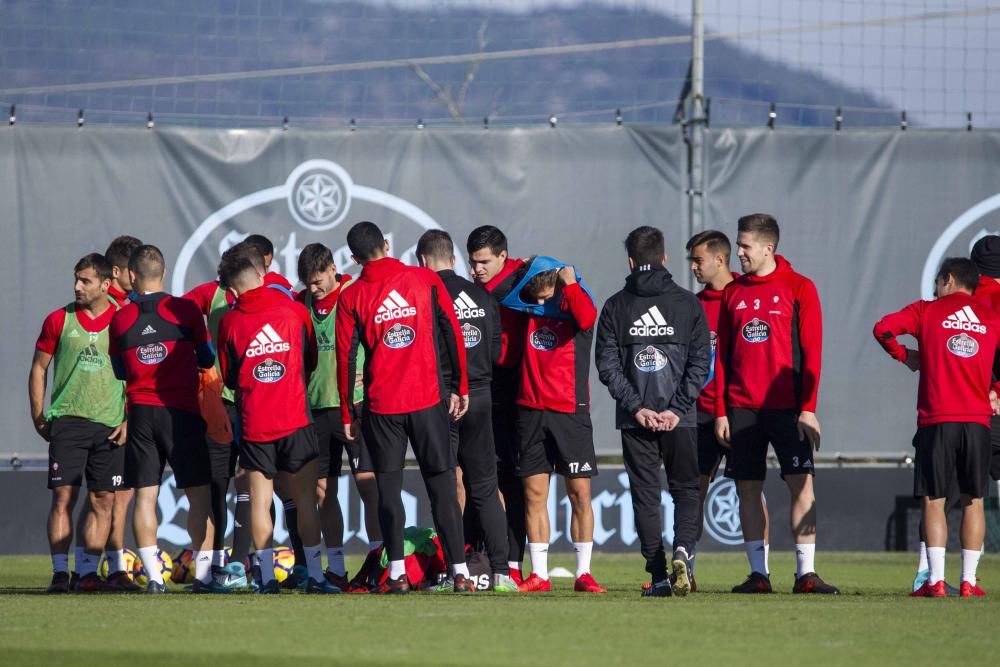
0, 552, 996, 666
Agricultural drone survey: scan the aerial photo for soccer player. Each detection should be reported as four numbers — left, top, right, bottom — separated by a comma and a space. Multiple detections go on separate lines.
296, 242, 382, 589
30, 254, 128, 593
970, 235, 1000, 492
507, 258, 606, 594
686, 230, 769, 586
466, 225, 528, 581
243, 233, 295, 292
108, 245, 217, 593
216, 243, 339, 594
416, 230, 519, 592
596, 227, 711, 597
104, 235, 142, 306
335, 221, 472, 594
874, 258, 998, 597
714, 214, 839, 594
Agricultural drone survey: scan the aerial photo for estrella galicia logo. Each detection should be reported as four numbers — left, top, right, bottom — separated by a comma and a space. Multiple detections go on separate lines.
530, 327, 558, 351
634, 345, 668, 373
384, 323, 416, 349
709, 330, 718, 352
462, 322, 482, 348
741, 318, 770, 343
136, 342, 168, 365
253, 358, 286, 383
947, 333, 979, 358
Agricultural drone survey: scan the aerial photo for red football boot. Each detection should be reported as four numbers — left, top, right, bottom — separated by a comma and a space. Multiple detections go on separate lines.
960, 581, 986, 597
518, 573, 552, 592
574, 573, 607, 594
509, 567, 523, 586
911, 580, 947, 597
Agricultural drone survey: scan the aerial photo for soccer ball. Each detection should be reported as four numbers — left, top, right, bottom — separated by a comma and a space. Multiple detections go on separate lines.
98, 549, 138, 579
134, 549, 173, 586
272, 546, 295, 583
171, 549, 195, 584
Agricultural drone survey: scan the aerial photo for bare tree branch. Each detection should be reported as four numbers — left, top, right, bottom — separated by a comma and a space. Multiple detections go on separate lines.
409, 20, 490, 124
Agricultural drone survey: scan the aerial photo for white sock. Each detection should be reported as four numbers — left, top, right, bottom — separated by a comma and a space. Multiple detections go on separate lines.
508, 560, 521, 572
927, 546, 946, 585
326, 547, 346, 576
745, 540, 767, 575
105, 549, 125, 574
194, 550, 213, 584
258, 548, 275, 584
73, 546, 85, 573
212, 550, 227, 568
78, 551, 100, 577
451, 562, 470, 578
137, 546, 164, 585
304, 544, 323, 582
764, 543, 770, 573
917, 541, 929, 572
574, 542, 593, 578
389, 559, 406, 580
961, 548, 982, 584
52, 554, 69, 574
528, 543, 549, 580
795, 543, 816, 578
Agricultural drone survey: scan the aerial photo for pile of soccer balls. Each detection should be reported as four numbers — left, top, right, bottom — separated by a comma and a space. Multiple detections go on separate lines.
98, 546, 296, 587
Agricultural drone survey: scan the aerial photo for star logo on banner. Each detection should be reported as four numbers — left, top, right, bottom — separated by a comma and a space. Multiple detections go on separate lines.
704, 479, 747, 545
295, 173, 342, 224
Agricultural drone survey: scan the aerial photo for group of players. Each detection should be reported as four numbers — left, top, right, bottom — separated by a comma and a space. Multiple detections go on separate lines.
30, 213, 996, 597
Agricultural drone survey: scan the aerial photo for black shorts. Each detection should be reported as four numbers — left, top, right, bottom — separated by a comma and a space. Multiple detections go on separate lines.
491, 370, 520, 475
516, 408, 597, 478
47, 417, 125, 491
913, 422, 990, 498
314, 406, 373, 478
451, 390, 497, 483
363, 402, 454, 475
241, 426, 320, 478
724, 408, 814, 481
696, 411, 727, 479
125, 405, 211, 489
207, 440, 238, 482
990, 415, 1000, 482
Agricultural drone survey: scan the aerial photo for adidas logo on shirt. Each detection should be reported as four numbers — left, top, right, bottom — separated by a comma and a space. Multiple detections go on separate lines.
453, 291, 486, 319
374, 290, 417, 324
736, 300, 747, 310
629, 305, 674, 336
942, 305, 986, 334
141, 324, 157, 335
247, 324, 291, 358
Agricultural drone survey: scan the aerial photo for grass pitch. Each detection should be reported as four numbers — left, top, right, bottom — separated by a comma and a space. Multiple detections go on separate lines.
0, 552, 996, 666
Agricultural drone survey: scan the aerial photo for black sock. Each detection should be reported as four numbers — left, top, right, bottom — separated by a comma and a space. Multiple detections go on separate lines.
283, 500, 305, 566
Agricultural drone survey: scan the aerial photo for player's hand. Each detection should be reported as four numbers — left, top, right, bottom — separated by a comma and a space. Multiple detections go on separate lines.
798, 411, 822, 451
657, 410, 680, 431
343, 422, 357, 442
33, 417, 50, 442
108, 422, 127, 447
558, 266, 577, 286
634, 408, 660, 430
449, 393, 469, 421
714, 416, 731, 448
904, 348, 920, 373
991, 390, 1000, 416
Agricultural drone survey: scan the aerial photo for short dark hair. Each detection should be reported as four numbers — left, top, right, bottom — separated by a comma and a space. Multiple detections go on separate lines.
218, 243, 263, 289
522, 268, 560, 299
346, 221, 386, 261
737, 213, 780, 248
74, 253, 113, 282
104, 235, 143, 270
416, 230, 454, 262
937, 257, 980, 292
624, 226, 665, 266
243, 234, 274, 258
686, 230, 731, 259
128, 245, 165, 281
297, 243, 334, 284
466, 225, 508, 257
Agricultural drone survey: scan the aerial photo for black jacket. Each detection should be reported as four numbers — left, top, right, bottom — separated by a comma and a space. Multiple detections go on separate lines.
438, 269, 502, 392
595, 265, 711, 429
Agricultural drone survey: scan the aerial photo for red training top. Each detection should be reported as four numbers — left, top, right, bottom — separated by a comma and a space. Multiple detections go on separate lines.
184, 280, 234, 316
517, 282, 597, 413
975, 275, 1000, 314
37, 305, 117, 354
695, 274, 738, 416
217, 285, 317, 442
335, 257, 467, 424
107, 285, 129, 308
483, 258, 527, 369
109, 293, 209, 414
714, 256, 822, 415
873, 291, 1000, 427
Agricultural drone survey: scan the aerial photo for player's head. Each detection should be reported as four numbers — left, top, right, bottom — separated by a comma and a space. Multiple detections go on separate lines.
467, 225, 508, 284
970, 235, 1000, 279
104, 235, 143, 291
346, 221, 389, 265
934, 257, 979, 298
73, 253, 113, 307
127, 245, 166, 292
686, 230, 731, 285
243, 234, 275, 270
624, 226, 666, 271
736, 213, 779, 275
218, 242, 265, 296
297, 243, 338, 300
416, 230, 456, 271
514, 258, 560, 305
